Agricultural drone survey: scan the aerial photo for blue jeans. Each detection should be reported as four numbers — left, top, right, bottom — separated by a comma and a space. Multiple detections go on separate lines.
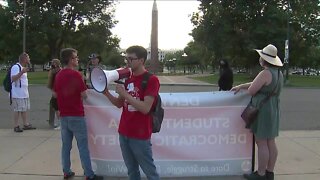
60, 116, 94, 178
119, 134, 160, 180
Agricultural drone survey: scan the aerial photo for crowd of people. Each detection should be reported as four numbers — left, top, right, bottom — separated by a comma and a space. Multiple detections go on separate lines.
8, 44, 283, 180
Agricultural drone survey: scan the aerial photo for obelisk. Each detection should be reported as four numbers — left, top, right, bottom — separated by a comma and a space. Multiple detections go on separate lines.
150, 0, 159, 73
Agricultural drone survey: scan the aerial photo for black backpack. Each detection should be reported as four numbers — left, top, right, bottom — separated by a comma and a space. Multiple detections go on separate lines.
141, 72, 164, 133
2, 64, 21, 104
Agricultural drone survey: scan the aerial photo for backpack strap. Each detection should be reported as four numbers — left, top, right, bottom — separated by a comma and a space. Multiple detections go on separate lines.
9, 64, 22, 105
11, 63, 22, 86
16, 63, 22, 88
141, 72, 155, 112
141, 72, 152, 91
8, 65, 13, 105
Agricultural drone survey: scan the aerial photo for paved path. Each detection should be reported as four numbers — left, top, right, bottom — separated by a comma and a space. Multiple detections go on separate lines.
0, 129, 319, 180
1, 75, 320, 130
0, 75, 320, 179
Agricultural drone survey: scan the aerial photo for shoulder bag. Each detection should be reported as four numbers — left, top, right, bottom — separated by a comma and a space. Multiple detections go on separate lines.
241, 70, 280, 128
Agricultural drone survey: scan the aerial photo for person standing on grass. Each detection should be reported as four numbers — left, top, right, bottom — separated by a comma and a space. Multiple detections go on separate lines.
11, 52, 36, 132
53, 48, 103, 180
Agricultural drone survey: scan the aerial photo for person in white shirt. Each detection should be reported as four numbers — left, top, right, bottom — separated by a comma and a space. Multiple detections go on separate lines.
10, 52, 36, 132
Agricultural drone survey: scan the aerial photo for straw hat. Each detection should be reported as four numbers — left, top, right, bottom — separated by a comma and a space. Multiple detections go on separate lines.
255, 44, 283, 67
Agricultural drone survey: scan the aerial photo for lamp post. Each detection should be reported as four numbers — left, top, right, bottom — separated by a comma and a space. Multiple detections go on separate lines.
284, 0, 291, 82
172, 58, 176, 73
167, 59, 172, 73
23, 0, 26, 52
182, 53, 187, 74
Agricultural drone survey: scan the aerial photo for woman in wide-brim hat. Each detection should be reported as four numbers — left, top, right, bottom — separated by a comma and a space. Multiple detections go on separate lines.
231, 44, 284, 180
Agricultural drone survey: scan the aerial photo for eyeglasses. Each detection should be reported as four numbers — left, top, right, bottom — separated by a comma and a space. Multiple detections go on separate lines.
125, 56, 139, 62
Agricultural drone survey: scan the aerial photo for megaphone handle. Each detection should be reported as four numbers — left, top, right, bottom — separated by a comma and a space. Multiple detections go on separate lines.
114, 80, 125, 84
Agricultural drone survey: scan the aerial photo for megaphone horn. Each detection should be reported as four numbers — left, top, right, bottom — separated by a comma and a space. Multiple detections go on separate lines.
90, 67, 131, 93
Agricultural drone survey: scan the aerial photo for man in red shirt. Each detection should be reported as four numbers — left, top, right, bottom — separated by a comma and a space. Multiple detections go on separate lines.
54, 48, 103, 180
103, 45, 160, 180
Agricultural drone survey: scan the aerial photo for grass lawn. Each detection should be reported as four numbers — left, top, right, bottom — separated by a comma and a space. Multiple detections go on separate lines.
0, 71, 49, 85
1, 71, 320, 88
190, 74, 320, 88
190, 74, 252, 86
284, 75, 320, 88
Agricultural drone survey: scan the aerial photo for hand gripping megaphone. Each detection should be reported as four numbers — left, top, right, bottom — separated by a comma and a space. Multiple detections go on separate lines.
90, 67, 131, 93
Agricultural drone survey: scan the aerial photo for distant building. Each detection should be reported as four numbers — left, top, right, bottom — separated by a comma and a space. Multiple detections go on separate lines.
147, 48, 164, 62
147, 48, 180, 62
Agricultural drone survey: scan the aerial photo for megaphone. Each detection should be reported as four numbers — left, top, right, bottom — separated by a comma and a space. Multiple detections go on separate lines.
90, 67, 131, 93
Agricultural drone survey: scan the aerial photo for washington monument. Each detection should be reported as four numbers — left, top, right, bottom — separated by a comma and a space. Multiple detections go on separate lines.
150, 0, 160, 73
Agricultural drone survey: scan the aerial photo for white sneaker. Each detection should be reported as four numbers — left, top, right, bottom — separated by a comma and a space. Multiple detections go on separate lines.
54, 126, 60, 130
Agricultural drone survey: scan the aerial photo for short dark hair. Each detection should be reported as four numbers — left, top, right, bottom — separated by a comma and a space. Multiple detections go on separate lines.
126, 45, 147, 62
60, 48, 77, 65
19, 52, 28, 62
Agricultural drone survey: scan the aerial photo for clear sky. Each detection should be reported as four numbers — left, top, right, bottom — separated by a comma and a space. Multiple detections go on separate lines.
112, 0, 200, 50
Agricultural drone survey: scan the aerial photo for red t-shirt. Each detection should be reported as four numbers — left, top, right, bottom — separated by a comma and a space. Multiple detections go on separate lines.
53, 68, 87, 117
118, 72, 160, 140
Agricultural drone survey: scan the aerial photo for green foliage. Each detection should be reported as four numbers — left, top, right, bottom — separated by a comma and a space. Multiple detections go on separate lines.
190, 0, 320, 69
0, 5, 22, 63
0, 0, 119, 65
185, 41, 214, 70
102, 47, 125, 68
191, 73, 320, 88
190, 73, 252, 86
1, 71, 320, 88
162, 51, 184, 72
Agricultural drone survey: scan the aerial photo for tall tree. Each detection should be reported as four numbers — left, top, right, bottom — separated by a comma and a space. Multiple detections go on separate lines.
191, 0, 320, 69
185, 41, 212, 73
0, 4, 22, 63
1, 0, 119, 64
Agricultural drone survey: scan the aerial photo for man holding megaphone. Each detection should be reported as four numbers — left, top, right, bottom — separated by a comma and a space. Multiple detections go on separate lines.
103, 45, 160, 180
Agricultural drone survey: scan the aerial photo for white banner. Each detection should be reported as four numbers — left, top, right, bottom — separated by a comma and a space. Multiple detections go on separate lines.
84, 90, 253, 177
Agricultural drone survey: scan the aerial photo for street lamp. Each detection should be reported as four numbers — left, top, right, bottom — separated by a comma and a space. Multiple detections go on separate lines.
23, 0, 26, 52
284, 0, 291, 82
168, 59, 172, 73
182, 53, 187, 74
172, 58, 176, 73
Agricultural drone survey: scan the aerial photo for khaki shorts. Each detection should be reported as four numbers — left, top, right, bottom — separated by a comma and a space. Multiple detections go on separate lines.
12, 98, 30, 112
